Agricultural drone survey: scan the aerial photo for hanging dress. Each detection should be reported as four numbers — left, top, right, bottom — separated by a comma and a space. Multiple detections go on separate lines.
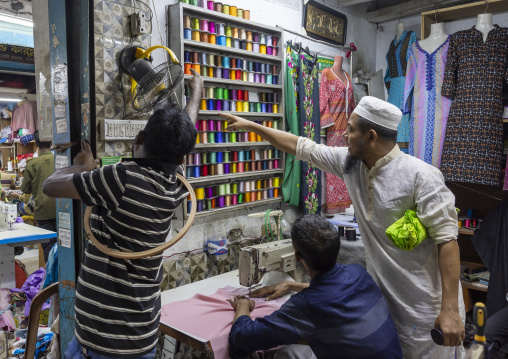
282, 47, 301, 206
319, 67, 353, 214
441, 26, 508, 186
402, 37, 451, 168
384, 30, 417, 153
299, 55, 321, 215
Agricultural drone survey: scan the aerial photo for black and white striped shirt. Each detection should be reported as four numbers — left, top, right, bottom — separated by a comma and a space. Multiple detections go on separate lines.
73, 158, 188, 358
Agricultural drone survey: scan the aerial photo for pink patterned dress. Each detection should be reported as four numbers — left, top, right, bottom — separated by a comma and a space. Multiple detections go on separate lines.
319, 68, 354, 214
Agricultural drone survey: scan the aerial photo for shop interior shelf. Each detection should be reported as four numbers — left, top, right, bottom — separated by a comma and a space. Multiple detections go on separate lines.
193, 197, 282, 218
182, 40, 282, 63
187, 168, 283, 186
181, 3, 281, 35
197, 110, 282, 118
193, 141, 274, 150
184, 75, 283, 90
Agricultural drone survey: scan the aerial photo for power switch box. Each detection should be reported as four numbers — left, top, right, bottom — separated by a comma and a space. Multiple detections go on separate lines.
100, 119, 148, 141
129, 12, 147, 36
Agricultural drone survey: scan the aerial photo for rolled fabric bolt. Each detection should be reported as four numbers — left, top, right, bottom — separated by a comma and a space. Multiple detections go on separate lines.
184, 62, 192, 75
226, 37, 232, 47
193, 166, 200, 178
200, 19, 209, 32
186, 166, 193, 177
200, 98, 207, 110
222, 4, 229, 14
192, 30, 201, 41
260, 44, 266, 54
209, 34, 216, 44
214, 2, 222, 12
243, 9, 250, 19
225, 26, 232, 37
192, 18, 200, 30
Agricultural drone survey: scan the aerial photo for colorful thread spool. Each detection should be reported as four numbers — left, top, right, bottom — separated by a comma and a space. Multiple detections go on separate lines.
243, 9, 250, 19
253, 43, 260, 52
217, 35, 226, 46
222, 4, 229, 14
200, 19, 209, 32
214, 2, 222, 12
200, 32, 209, 42
209, 34, 216, 44
192, 30, 201, 41
184, 28, 192, 39
260, 44, 266, 54
191, 18, 200, 30
230, 6, 237, 17
207, 1, 214, 10
237, 8, 243, 18
209, 21, 216, 34
184, 63, 192, 75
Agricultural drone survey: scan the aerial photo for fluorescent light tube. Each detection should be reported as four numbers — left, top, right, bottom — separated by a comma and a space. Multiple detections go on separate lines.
0, 14, 34, 28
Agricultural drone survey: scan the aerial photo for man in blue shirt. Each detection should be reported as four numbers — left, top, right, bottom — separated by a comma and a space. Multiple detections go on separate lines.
227, 215, 402, 359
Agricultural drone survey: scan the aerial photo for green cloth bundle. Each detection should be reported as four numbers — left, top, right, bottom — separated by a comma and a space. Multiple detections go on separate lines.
385, 210, 428, 251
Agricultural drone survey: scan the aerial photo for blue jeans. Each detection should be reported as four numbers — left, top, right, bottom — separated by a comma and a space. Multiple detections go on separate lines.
64, 337, 156, 359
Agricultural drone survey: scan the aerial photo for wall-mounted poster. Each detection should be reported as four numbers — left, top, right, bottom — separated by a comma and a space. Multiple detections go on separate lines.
303, 0, 347, 46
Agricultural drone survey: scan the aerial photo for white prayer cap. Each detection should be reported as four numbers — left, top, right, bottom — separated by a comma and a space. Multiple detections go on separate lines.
352, 96, 402, 131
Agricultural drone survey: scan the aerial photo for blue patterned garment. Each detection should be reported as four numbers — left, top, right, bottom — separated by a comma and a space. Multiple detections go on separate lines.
384, 30, 417, 153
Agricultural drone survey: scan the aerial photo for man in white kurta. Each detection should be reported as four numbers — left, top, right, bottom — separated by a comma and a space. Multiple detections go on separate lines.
221, 96, 466, 359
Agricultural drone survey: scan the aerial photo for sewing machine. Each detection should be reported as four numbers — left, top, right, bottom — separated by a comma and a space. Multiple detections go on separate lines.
239, 239, 298, 287
0, 203, 17, 230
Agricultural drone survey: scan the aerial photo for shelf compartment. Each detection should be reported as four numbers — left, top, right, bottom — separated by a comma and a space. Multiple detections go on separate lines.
187, 169, 283, 186
184, 75, 282, 90
460, 279, 488, 292
182, 40, 282, 63
193, 197, 282, 218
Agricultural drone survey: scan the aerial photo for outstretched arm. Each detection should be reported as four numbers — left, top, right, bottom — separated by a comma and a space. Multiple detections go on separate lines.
184, 68, 204, 125
251, 281, 309, 301
221, 113, 298, 155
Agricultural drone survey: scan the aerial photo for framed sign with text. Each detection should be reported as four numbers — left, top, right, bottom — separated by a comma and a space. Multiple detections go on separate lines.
302, 1, 347, 46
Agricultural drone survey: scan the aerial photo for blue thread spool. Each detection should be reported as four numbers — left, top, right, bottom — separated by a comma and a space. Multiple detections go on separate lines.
217, 151, 223, 163
222, 56, 230, 68
186, 166, 193, 177
237, 58, 243, 69
216, 132, 223, 143
266, 74, 272, 84
224, 132, 230, 142
222, 68, 230, 79
217, 35, 226, 46
268, 189, 274, 198
200, 52, 207, 65
223, 100, 230, 111
245, 150, 250, 161
193, 166, 201, 178
272, 75, 278, 84
255, 62, 260, 72
197, 200, 203, 212
262, 160, 267, 170
266, 64, 272, 73
238, 151, 245, 162
207, 99, 214, 110
187, 200, 192, 213
184, 28, 192, 39
233, 39, 240, 48
249, 102, 255, 112
275, 148, 279, 158
261, 103, 267, 113
184, 51, 191, 62
467, 209, 474, 218
248, 61, 254, 72
260, 63, 266, 73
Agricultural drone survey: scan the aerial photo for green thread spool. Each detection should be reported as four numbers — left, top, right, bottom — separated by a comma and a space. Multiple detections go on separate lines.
191, 18, 200, 29
216, 87, 224, 99
273, 121, 278, 130
210, 152, 217, 164
230, 132, 237, 142
208, 132, 215, 143
238, 193, 244, 203
224, 151, 230, 162
232, 183, 238, 193
223, 89, 229, 100
256, 102, 261, 112
218, 184, 226, 196
249, 102, 255, 112
225, 183, 231, 194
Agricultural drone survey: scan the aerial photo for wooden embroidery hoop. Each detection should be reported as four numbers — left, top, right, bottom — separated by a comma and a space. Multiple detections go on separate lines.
84, 173, 196, 260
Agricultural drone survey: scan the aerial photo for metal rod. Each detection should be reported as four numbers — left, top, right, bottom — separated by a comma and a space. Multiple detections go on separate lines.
276, 25, 355, 51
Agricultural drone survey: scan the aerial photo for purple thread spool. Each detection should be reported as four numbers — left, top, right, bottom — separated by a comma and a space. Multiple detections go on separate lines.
253, 32, 259, 42
224, 163, 230, 174
243, 132, 249, 142
208, 119, 215, 131
232, 89, 238, 100
209, 21, 216, 33
253, 43, 260, 52
222, 68, 230, 79
267, 103, 273, 113
254, 73, 260, 83
218, 196, 225, 208
216, 100, 222, 111
260, 74, 265, 83
223, 100, 230, 111
207, 1, 214, 10
200, 19, 209, 32
197, 200, 204, 212
184, 28, 192, 39
194, 153, 201, 165
266, 46, 273, 55
205, 187, 213, 198
193, 166, 201, 177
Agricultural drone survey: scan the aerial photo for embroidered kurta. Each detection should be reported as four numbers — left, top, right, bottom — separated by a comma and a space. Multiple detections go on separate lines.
295, 138, 465, 359
319, 67, 353, 214
299, 55, 321, 215
385, 31, 417, 153
402, 38, 452, 168
282, 47, 301, 206
441, 26, 508, 186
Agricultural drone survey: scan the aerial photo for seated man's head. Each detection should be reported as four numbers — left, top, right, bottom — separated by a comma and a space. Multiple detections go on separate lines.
133, 105, 198, 164
34, 130, 52, 150
291, 215, 340, 275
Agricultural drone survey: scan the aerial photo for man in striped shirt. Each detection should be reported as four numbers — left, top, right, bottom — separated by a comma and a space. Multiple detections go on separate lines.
43, 70, 203, 358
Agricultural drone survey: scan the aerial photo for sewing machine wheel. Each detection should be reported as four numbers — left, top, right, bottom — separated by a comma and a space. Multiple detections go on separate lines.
84, 173, 196, 259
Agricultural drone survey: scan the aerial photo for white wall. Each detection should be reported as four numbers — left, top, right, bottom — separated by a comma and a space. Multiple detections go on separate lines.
375, 12, 508, 99
146, 0, 379, 258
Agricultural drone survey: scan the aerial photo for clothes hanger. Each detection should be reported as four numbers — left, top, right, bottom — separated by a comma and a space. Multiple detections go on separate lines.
484, 0, 489, 14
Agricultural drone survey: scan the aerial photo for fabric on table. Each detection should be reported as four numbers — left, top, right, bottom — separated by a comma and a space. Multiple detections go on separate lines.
402, 39, 451, 168
295, 138, 465, 359
282, 47, 301, 206
385, 209, 428, 251
384, 30, 417, 153
441, 26, 508, 186
160, 286, 287, 359
299, 55, 321, 215
320, 67, 353, 214
11, 100, 37, 134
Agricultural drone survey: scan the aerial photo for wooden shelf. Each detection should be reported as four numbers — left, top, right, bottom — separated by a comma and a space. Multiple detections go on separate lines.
461, 279, 488, 292
180, 3, 281, 35
198, 110, 282, 118
184, 75, 282, 90
194, 197, 282, 218
194, 141, 274, 150
458, 227, 475, 236
187, 169, 283, 186
182, 40, 282, 63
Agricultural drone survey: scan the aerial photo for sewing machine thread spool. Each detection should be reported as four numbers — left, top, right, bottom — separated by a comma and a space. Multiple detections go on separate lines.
273, 177, 280, 187
207, 0, 214, 9
193, 166, 200, 178
230, 6, 237, 16
226, 37, 232, 47
222, 4, 229, 14
260, 44, 266, 54
195, 187, 205, 200
186, 166, 193, 177
346, 227, 356, 241
210, 152, 217, 164
223, 100, 230, 111
465, 219, 471, 227
238, 193, 244, 203
246, 42, 252, 51
223, 68, 230, 79
200, 19, 209, 32
201, 164, 208, 176
230, 70, 236, 80
214, 2, 222, 11
209, 21, 216, 33
243, 9, 250, 19
191, 18, 200, 29
217, 35, 226, 46
209, 34, 216, 44
206, 132, 213, 143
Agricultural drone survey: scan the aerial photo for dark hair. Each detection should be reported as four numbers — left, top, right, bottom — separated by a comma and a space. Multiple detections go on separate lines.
291, 215, 340, 273
34, 130, 51, 149
357, 116, 397, 142
142, 105, 197, 164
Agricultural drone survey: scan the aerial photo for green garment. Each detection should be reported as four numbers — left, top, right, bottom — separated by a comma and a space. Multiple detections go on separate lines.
282, 47, 301, 206
20, 151, 56, 220
385, 209, 428, 251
